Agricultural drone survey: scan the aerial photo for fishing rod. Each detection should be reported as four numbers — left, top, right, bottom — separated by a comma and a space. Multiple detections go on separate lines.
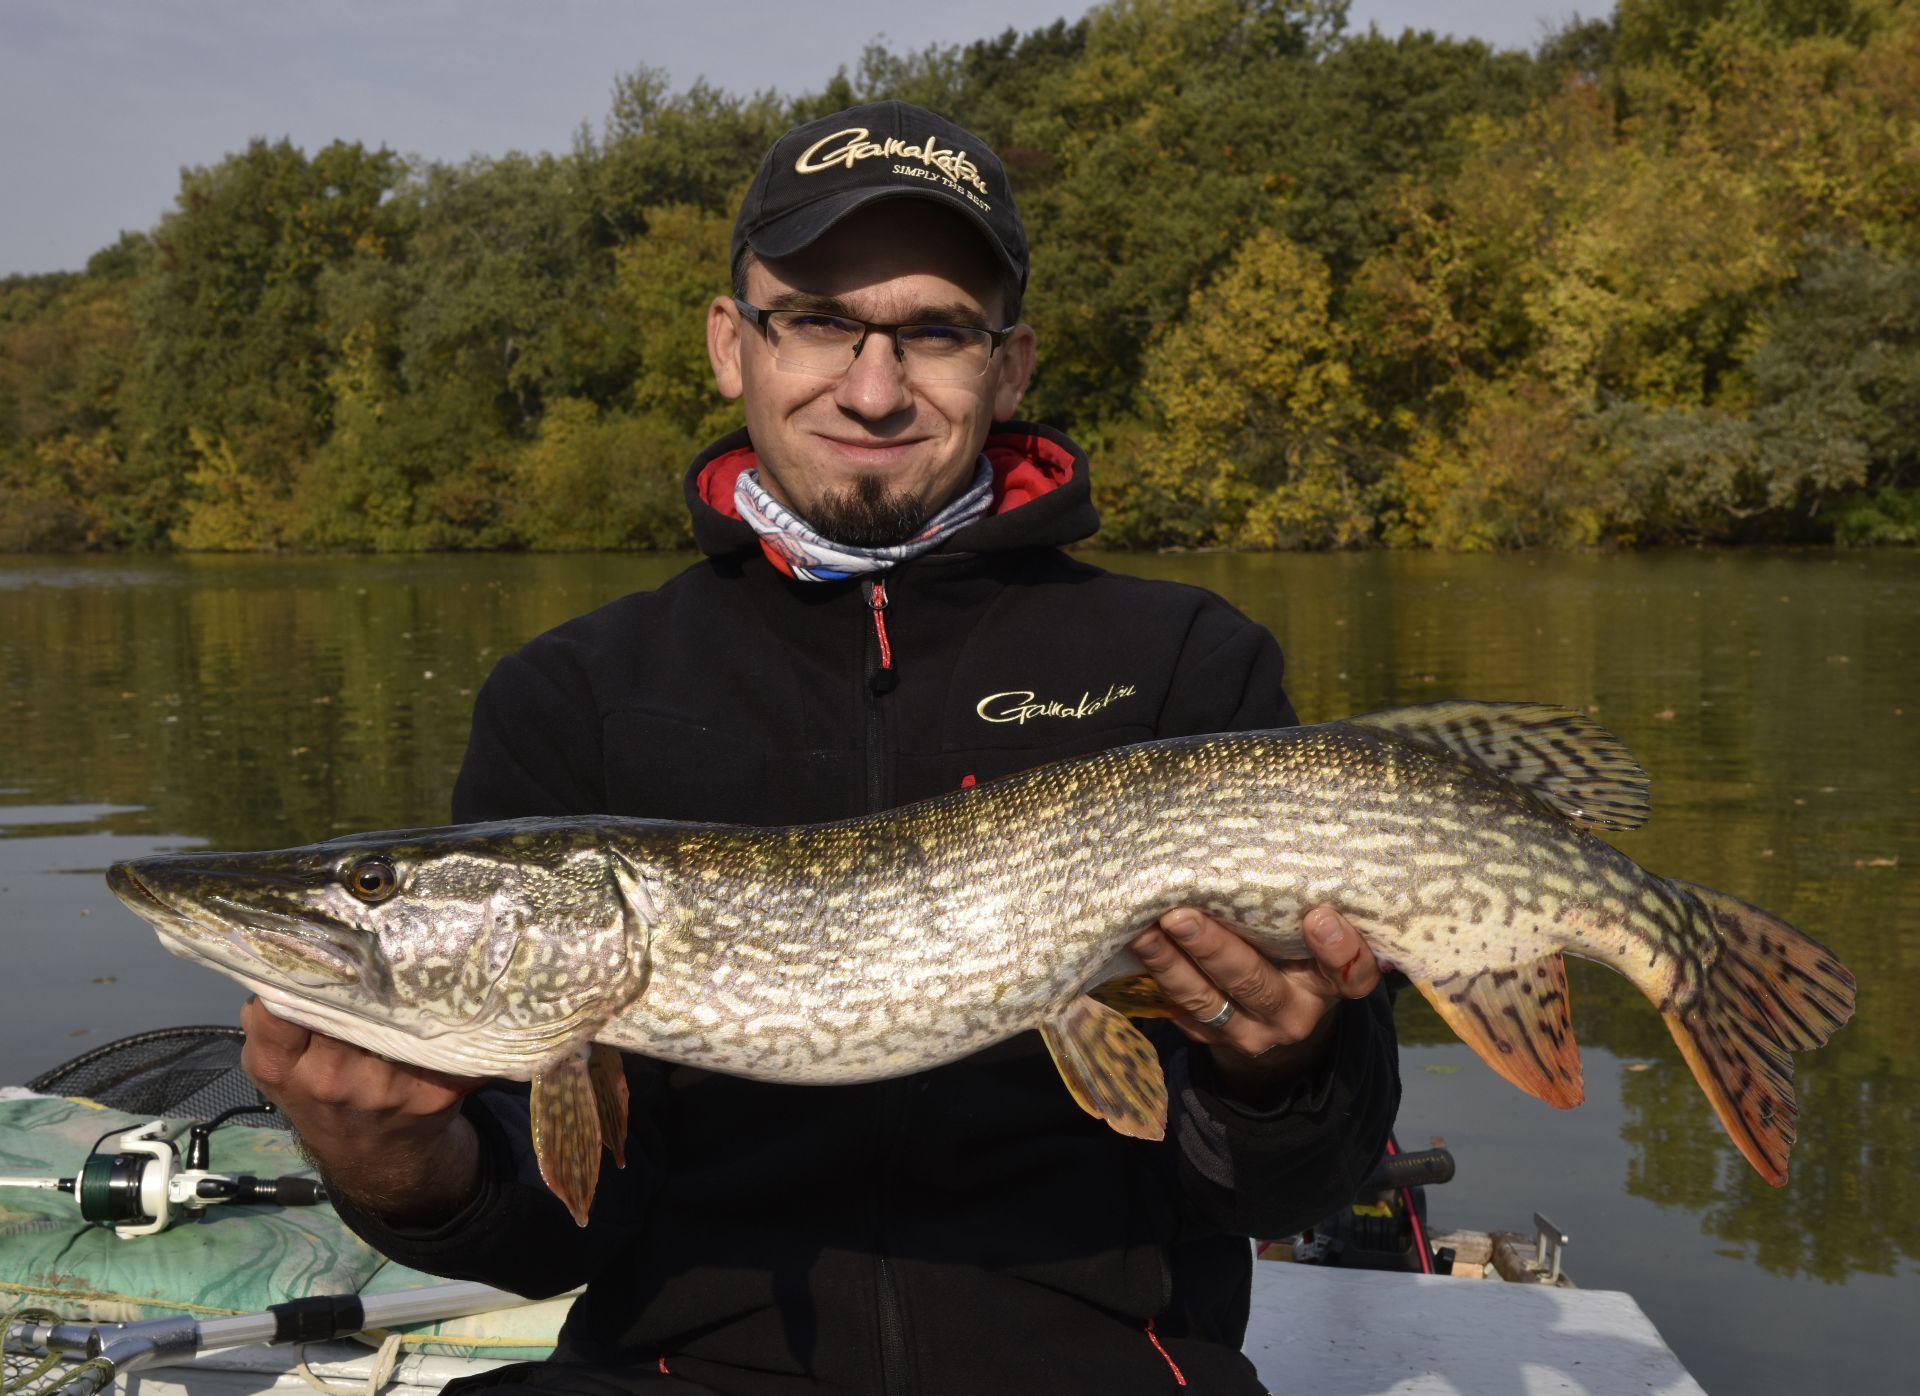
4, 1281, 538, 1396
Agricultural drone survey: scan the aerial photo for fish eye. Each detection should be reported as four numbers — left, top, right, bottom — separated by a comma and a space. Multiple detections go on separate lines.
345, 856, 398, 903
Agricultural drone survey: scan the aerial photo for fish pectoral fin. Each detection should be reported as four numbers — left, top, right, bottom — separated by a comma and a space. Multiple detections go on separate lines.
1348, 700, 1650, 832
1040, 995, 1168, 1141
587, 1043, 629, 1169
1415, 956, 1584, 1109
1087, 973, 1182, 1019
531, 1048, 613, 1227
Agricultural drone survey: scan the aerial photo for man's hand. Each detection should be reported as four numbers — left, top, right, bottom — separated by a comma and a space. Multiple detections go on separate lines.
240, 996, 487, 1225
1128, 905, 1379, 1101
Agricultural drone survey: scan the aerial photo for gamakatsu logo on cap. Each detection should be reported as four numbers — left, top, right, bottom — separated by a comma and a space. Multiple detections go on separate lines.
796, 127, 992, 206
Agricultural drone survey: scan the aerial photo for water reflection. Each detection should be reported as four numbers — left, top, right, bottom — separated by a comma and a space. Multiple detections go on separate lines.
1, 549, 1915, 1388
1137, 550, 1920, 1295
0, 803, 144, 832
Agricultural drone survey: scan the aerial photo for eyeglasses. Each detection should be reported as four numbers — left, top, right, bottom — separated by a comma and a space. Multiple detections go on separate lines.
732, 299, 1014, 383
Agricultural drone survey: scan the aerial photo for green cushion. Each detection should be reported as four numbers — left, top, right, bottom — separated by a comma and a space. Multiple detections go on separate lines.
0, 1095, 567, 1359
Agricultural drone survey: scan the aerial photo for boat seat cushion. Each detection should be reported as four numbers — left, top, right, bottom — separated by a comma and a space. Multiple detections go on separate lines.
0, 1095, 567, 1358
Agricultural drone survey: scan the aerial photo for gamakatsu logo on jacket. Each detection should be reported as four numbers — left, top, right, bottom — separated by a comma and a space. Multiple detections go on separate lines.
976, 684, 1138, 725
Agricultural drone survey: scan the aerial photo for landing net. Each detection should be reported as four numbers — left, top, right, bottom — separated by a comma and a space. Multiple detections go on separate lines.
1, 1314, 113, 1396
26, 1027, 277, 1125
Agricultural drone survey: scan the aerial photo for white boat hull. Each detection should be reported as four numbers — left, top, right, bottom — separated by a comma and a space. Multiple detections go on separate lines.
103, 1263, 1703, 1396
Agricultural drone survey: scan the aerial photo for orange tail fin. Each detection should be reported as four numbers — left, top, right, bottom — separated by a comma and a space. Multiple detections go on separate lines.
1661, 881, 1856, 1186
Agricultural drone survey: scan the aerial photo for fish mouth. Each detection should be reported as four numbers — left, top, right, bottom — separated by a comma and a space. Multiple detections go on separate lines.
107, 861, 170, 917
114, 861, 364, 988
232, 922, 363, 986
154, 910, 365, 988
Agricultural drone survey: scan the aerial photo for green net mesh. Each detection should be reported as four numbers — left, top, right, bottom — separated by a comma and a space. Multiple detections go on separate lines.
2, 1312, 115, 1396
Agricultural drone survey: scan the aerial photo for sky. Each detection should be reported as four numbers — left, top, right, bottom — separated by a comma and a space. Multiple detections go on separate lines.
0, 1, 1588, 277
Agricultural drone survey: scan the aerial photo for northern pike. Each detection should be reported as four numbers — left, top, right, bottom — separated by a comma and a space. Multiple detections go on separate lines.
107, 701, 1855, 1225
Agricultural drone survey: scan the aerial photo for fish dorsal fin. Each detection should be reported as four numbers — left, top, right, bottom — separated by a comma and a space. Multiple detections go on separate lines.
1348, 700, 1650, 831
531, 1043, 629, 1227
1414, 957, 1584, 1109
1040, 995, 1169, 1141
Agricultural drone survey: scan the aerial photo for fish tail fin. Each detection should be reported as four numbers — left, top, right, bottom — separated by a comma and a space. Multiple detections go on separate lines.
1660, 881, 1856, 1186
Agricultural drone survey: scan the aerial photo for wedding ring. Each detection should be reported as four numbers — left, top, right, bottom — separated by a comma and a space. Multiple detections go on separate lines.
1197, 999, 1235, 1028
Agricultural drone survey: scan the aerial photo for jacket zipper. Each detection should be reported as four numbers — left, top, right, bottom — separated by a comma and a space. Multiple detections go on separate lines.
862, 577, 896, 812
861, 576, 910, 1392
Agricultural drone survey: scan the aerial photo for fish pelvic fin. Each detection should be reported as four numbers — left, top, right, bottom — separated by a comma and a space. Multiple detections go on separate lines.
1348, 700, 1650, 832
531, 1045, 627, 1227
587, 1043, 630, 1169
1660, 881, 1856, 1186
1088, 973, 1183, 1018
1040, 995, 1169, 1141
1414, 955, 1584, 1109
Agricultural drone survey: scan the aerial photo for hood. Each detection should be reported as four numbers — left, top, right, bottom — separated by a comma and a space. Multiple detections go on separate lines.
683, 420, 1099, 563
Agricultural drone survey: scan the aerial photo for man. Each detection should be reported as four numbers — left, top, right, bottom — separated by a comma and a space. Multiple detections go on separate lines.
242, 102, 1400, 1394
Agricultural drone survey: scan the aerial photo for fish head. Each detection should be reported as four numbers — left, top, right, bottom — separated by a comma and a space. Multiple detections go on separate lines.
106, 819, 655, 1078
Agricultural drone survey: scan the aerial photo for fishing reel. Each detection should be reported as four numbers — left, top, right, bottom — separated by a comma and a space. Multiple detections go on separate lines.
1, 1108, 327, 1238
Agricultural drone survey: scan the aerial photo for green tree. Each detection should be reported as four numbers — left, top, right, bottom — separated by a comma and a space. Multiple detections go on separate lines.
390, 153, 623, 433
1603, 239, 1920, 537
5, 0, 1918, 554
0, 247, 150, 547
577, 69, 786, 245
1615, 0, 1879, 67
1134, 227, 1372, 546
133, 138, 404, 549
614, 203, 741, 440
507, 398, 692, 549
1391, 378, 1628, 548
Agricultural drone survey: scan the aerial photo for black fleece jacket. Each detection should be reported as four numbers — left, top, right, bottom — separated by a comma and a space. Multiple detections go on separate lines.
333, 423, 1400, 1396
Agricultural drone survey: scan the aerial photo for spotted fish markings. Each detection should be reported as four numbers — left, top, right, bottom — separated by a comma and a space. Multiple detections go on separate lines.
109, 700, 1856, 1224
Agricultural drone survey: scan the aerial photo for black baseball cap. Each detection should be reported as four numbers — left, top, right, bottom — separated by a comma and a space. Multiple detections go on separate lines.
731, 101, 1028, 292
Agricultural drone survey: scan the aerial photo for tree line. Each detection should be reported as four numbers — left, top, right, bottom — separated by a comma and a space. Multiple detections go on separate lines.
2, 0, 1916, 553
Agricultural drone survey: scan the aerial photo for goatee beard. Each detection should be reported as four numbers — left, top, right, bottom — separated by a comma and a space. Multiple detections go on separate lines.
806, 475, 928, 548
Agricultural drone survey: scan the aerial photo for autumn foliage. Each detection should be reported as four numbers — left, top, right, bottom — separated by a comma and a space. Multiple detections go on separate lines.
2, 0, 1917, 552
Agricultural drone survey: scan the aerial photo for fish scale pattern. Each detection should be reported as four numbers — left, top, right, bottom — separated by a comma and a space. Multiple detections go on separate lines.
113, 702, 1854, 1195
608, 721, 1685, 1082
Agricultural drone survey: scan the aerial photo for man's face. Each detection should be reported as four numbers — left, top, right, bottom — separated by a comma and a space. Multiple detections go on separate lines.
707, 201, 1036, 546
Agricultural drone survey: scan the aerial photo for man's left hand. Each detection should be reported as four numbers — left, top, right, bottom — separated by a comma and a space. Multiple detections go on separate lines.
1128, 905, 1379, 1097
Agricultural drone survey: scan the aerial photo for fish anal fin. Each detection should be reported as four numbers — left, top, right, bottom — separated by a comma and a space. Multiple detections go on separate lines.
1348, 700, 1650, 832
1415, 957, 1584, 1109
531, 1049, 606, 1227
1040, 995, 1168, 1141
587, 1043, 629, 1169
1088, 973, 1182, 1019
1657, 881, 1856, 1187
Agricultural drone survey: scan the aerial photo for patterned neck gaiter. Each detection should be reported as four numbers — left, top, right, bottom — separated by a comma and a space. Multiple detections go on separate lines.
733, 457, 996, 582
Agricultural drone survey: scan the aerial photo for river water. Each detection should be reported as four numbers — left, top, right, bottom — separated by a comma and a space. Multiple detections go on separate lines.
1, 549, 1914, 1393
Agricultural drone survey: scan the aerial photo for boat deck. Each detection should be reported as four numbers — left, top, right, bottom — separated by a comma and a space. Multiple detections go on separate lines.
1246, 1263, 1705, 1394
103, 1263, 1703, 1396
